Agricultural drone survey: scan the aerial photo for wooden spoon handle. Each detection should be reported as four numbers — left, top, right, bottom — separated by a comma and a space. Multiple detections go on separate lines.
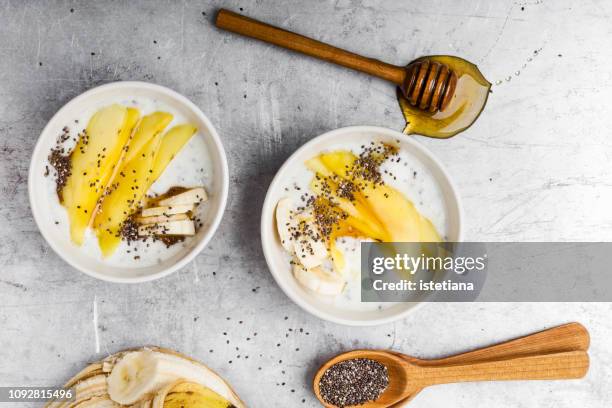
414, 351, 589, 386
390, 323, 589, 407
423, 322, 590, 365
215, 9, 406, 85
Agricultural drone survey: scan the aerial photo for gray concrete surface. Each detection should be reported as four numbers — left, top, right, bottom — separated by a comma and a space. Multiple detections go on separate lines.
1, 0, 612, 406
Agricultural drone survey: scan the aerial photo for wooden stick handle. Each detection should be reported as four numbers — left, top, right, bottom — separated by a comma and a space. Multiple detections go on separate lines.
414, 351, 589, 386
423, 322, 590, 366
215, 9, 406, 85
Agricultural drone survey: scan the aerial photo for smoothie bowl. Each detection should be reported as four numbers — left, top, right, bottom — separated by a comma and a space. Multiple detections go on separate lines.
29, 82, 228, 283
261, 126, 462, 325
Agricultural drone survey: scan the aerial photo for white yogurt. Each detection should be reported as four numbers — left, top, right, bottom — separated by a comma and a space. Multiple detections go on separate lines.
45, 97, 213, 267
279, 141, 449, 312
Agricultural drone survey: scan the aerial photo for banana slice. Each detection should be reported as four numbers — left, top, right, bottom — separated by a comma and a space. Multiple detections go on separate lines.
141, 204, 195, 217
293, 210, 328, 269
158, 187, 207, 206
138, 220, 195, 237
275, 198, 329, 268
293, 234, 328, 269
275, 197, 296, 251
135, 213, 190, 225
293, 263, 346, 295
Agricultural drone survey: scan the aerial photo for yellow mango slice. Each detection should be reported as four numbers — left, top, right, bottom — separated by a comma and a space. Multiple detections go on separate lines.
150, 124, 197, 182
93, 132, 163, 257
318, 150, 355, 179
309, 177, 387, 241
122, 111, 173, 164
305, 156, 333, 178
163, 382, 233, 408
308, 150, 441, 244
88, 107, 141, 222
309, 151, 379, 214
360, 182, 422, 241
419, 217, 442, 242
62, 104, 133, 245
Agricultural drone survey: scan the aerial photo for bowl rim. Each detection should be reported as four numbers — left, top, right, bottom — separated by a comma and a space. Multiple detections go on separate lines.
260, 125, 463, 325
28, 81, 229, 283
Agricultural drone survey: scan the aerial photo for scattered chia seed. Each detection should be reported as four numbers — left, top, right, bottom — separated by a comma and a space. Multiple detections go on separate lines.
318, 358, 389, 407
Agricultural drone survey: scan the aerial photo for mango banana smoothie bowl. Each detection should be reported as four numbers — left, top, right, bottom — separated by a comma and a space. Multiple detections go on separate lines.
29, 82, 229, 282
261, 126, 461, 325
49, 104, 205, 255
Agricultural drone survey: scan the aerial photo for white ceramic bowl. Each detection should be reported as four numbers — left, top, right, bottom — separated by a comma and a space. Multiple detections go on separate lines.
29, 82, 229, 283
261, 126, 462, 325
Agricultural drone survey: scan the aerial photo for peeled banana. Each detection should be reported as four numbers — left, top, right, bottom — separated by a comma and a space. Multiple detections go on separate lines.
46, 347, 245, 408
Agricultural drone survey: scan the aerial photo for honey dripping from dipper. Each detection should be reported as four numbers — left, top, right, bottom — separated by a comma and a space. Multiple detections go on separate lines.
398, 55, 491, 138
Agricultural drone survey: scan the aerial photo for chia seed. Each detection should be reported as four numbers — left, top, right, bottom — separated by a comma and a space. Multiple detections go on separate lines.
48, 147, 71, 202
285, 142, 399, 246
119, 217, 139, 243
318, 358, 389, 407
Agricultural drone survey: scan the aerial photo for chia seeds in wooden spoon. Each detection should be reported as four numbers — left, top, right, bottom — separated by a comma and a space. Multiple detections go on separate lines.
319, 358, 389, 407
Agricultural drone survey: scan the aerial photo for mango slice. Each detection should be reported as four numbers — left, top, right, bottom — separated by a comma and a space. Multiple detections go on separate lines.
163, 382, 234, 408
306, 150, 442, 273
150, 124, 197, 182
307, 150, 441, 243
123, 111, 173, 164
61, 105, 138, 245
94, 133, 162, 256
92, 121, 197, 257
88, 108, 141, 221
309, 176, 387, 241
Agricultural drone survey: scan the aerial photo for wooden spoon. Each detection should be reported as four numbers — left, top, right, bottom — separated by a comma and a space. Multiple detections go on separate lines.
314, 323, 590, 408
389, 322, 589, 407
215, 9, 457, 113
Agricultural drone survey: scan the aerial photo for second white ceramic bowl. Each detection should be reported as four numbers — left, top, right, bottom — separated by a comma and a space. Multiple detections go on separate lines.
28, 82, 229, 283
261, 126, 462, 325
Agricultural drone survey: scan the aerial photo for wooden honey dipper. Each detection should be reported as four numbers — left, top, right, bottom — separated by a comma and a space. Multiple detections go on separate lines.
215, 9, 457, 113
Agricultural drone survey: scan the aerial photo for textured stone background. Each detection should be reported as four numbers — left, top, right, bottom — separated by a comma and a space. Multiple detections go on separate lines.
1, 0, 611, 406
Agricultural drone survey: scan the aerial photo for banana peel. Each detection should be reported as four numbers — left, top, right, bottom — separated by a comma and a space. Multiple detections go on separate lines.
46, 347, 245, 408
155, 381, 236, 408
70, 396, 121, 407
